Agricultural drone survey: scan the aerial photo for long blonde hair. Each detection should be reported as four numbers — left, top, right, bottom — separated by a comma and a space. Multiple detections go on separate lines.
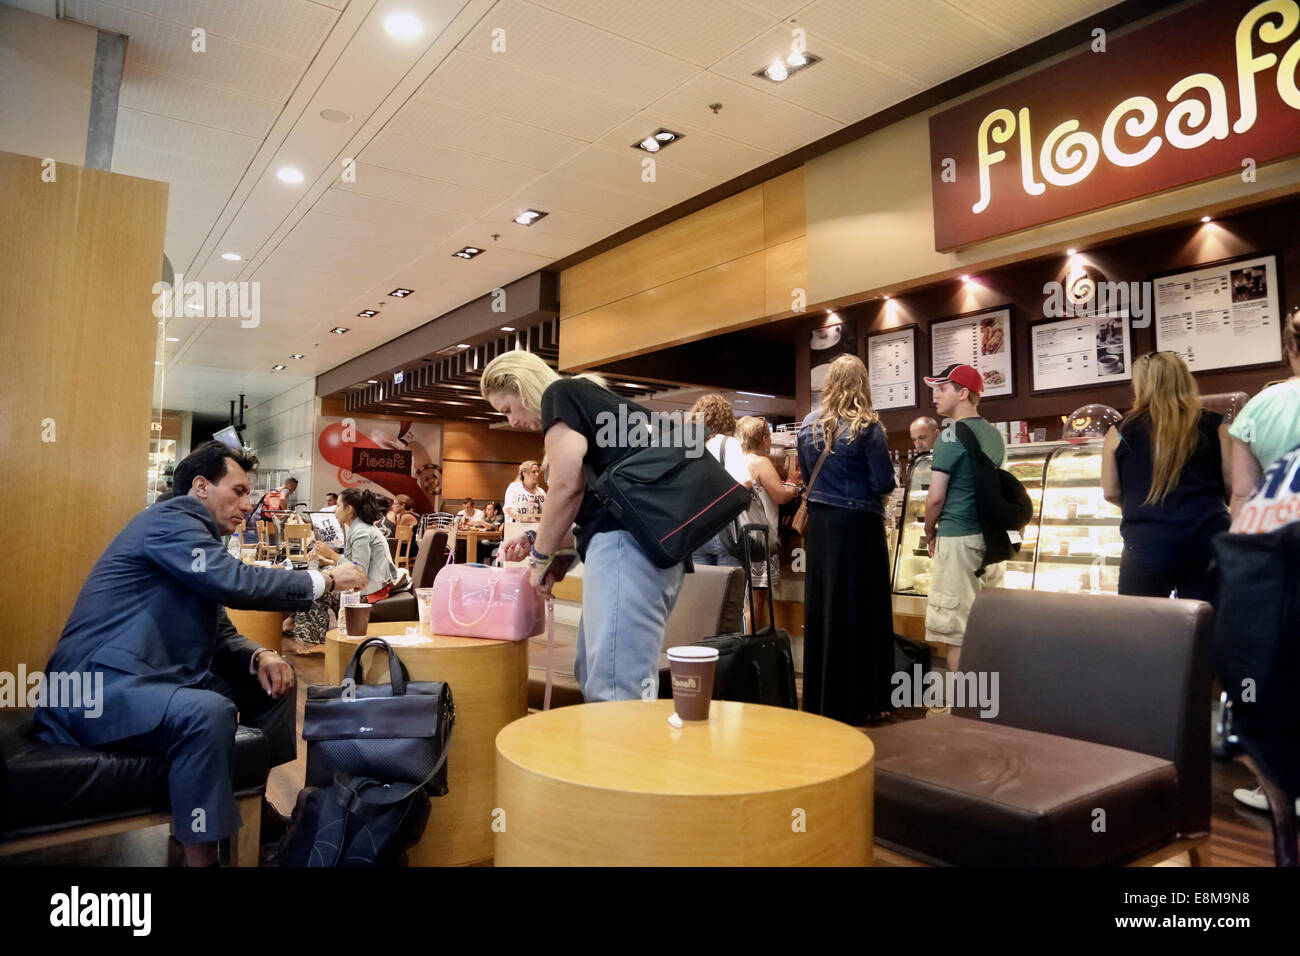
1124, 351, 1202, 505
817, 354, 879, 445
479, 351, 606, 411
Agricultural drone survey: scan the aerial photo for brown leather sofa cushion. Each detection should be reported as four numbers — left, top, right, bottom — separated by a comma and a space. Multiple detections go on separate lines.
871, 717, 1179, 866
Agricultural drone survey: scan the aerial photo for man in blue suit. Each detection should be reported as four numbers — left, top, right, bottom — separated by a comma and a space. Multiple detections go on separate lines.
35, 442, 366, 866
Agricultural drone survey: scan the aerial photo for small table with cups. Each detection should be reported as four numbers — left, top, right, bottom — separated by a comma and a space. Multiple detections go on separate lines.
323, 619, 529, 866
494, 699, 876, 866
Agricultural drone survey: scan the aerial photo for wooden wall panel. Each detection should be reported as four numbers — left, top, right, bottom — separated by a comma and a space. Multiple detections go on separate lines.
560, 186, 765, 319
763, 235, 807, 319
0, 151, 167, 676
562, 252, 768, 368
763, 168, 805, 248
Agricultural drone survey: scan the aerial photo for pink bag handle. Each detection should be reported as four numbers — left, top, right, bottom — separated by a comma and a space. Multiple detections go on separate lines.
445, 574, 501, 630
544, 598, 555, 711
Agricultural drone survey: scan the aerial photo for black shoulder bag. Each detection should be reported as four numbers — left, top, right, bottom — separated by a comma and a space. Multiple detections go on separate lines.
954, 420, 1033, 571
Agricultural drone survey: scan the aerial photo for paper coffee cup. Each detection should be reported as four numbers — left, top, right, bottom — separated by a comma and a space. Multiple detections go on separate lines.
342, 602, 372, 638
666, 646, 720, 720
415, 588, 435, 635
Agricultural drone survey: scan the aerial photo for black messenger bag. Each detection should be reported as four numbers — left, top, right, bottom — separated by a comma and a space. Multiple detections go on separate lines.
954, 420, 1033, 570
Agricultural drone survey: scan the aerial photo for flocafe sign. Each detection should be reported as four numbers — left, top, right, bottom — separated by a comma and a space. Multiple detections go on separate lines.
930, 0, 1300, 250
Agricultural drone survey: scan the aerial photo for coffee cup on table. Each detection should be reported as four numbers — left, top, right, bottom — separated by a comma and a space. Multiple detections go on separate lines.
342, 601, 372, 638
666, 646, 720, 721
415, 588, 435, 635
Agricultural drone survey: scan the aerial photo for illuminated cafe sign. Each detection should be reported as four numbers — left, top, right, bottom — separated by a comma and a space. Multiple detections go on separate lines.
929, 0, 1300, 250
352, 447, 412, 475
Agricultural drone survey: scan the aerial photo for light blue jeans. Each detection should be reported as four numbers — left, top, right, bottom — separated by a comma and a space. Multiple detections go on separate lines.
575, 529, 686, 702
691, 533, 741, 567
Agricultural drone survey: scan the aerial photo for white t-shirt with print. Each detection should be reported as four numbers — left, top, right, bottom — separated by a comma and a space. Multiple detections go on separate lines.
504, 480, 546, 517
706, 434, 752, 486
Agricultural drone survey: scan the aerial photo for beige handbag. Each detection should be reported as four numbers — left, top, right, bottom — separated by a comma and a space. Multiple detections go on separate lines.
791, 425, 839, 536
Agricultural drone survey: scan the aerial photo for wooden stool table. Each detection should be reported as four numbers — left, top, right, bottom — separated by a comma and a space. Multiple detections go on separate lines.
224, 607, 284, 653
495, 700, 874, 866
325, 623, 529, 866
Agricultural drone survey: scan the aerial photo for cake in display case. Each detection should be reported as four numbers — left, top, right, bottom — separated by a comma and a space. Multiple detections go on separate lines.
889, 438, 1120, 597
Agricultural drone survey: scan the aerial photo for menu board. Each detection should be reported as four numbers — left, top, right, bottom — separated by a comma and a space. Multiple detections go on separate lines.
1031, 313, 1132, 392
930, 306, 1014, 397
867, 326, 917, 410
1153, 253, 1283, 372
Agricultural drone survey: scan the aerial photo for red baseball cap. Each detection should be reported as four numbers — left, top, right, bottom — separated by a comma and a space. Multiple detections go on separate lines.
924, 363, 984, 395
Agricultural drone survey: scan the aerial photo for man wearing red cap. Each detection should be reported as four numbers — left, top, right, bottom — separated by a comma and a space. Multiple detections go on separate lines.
922, 364, 1007, 711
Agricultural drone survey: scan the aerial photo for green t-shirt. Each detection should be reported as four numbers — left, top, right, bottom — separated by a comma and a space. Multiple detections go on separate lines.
931, 416, 1007, 537
1228, 377, 1300, 473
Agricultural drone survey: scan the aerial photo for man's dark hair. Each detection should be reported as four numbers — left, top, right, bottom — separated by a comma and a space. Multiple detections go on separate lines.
286, 477, 298, 486
463, 497, 474, 505
326, 492, 338, 502
172, 441, 258, 495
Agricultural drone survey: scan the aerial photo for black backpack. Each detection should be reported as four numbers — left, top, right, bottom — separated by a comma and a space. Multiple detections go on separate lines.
583, 426, 752, 569
954, 420, 1034, 570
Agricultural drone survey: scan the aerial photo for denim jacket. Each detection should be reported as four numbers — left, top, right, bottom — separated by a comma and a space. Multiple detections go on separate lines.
796, 412, 895, 514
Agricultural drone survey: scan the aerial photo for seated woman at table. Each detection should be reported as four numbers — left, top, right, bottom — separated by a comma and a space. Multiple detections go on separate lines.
385, 493, 418, 534
291, 488, 396, 655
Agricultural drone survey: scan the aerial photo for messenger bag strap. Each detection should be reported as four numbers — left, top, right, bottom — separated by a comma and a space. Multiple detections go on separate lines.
953, 419, 995, 473
802, 424, 840, 501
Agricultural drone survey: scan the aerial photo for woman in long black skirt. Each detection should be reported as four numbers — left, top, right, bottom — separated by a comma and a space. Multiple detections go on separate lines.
797, 355, 897, 724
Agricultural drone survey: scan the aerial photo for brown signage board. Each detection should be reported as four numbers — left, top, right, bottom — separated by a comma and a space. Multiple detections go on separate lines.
930, 0, 1300, 250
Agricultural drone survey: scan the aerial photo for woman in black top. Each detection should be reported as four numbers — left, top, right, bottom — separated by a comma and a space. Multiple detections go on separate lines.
479, 350, 686, 702
1101, 352, 1233, 602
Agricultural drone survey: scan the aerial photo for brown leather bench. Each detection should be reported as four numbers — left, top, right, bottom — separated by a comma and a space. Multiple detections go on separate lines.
527, 565, 744, 709
870, 589, 1212, 866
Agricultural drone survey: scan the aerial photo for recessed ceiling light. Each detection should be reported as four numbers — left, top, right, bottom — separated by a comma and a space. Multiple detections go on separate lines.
960, 274, 971, 282
272, 365, 286, 371
291, 354, 304, 360
755, 52, 820, 83
276, 167, 304, 184
632, 129, 682, 152
1066, 248, 1078, 256
883, 294, 891, 300
165, 336, 180, 342
389, 288, 414, 297
357, 309, 378, 318
330, 327, 349, 334
153, 361, 163, 366
220, 252, 242, 261
453, 246, 483, 259
500, 326, 515, 332
367, 380, 378, 384
319, 108, 352, 124
383, 12, 422, 39
512, 209, 548, 226
456, 344, 469, 349
1201, 215, 1212, 222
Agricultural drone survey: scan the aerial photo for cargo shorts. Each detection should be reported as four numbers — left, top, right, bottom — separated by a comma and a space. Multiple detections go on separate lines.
925, 533, 1004, 647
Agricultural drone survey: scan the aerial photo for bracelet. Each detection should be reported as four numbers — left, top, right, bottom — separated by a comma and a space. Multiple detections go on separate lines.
530, 545, 551, 562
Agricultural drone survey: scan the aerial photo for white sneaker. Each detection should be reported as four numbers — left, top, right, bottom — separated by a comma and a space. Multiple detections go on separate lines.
1233, 786, 1300, 814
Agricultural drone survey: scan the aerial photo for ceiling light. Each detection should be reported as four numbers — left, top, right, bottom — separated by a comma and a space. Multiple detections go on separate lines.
319, 108, 352, 124
737, 391, 775, 399
755, 52, 820, 83
367, 380, 378, 384
272, 365, 286, 371
153, 361, 163, 366
389, 288, 414, 297
883, 294, 891, 300
357, 309, 378, 318
961, 275, 971, 282
165, 336, 180, 342
512, 209, 548, 226
276, 167, 304, 184
291, 354, 304, 360
453, 246, 483, 259
1201, 215, 1212, 222
632, 129, 682, 152
220, 252, 242, 261
330, 327, 349, 334
499, 326, 515, 332
383, 13, 422, 39
1066, 248, 1078, 256
456, 344, 469, 349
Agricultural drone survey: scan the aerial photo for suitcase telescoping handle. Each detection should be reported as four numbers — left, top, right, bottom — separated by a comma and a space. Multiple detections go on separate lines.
740, 522, 777, 632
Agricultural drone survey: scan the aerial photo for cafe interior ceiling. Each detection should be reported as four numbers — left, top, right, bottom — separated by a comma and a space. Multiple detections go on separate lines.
54, 0, 1122, 414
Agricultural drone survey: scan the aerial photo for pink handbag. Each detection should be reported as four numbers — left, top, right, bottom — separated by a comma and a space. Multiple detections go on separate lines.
430, 563, 546, 642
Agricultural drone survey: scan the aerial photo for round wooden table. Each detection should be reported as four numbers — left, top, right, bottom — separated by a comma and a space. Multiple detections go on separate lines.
223, 607, 284, 653
495, 700, 874, 866
325, 622, 529, 866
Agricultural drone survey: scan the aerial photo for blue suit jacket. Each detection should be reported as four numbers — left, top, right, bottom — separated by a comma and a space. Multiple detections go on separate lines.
34, 496, 315, 747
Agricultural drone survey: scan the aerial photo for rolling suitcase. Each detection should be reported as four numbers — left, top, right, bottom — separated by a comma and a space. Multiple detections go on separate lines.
659, 523, 798, 708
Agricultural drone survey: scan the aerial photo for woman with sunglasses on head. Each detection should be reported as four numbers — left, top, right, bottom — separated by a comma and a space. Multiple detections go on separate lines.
1100, 351, 1232, 602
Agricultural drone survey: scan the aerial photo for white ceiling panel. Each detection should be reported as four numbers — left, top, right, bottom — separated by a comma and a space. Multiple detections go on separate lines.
949, 0, 1117, 46
593, 114, 777, 181
529, 0, 777, 68
64, 0, 311, 100
422, 50, 638, 141
115, 108, 262, 167
313, 187, 474, 234
359, 130, 545, 195
335, 163, 508, 217
451, 221, 588, 261
458, 0, 698, 104
550, 144, 716, 208
296, 209, 462, 251
390, 97, 585, 170
506, 172, 668, 223
734, 0, 813, 18
795, 0, 1014, 89
96, 0, 340, 58
651, 72, 840, 155
711, 24, 923, 123
118, 63, 283, 139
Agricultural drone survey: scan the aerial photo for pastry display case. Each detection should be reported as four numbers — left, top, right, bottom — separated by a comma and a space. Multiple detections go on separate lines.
888, 438, 1119, 598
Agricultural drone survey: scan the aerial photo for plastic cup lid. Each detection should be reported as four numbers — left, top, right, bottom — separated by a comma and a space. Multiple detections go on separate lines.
667, 646, 719, 662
